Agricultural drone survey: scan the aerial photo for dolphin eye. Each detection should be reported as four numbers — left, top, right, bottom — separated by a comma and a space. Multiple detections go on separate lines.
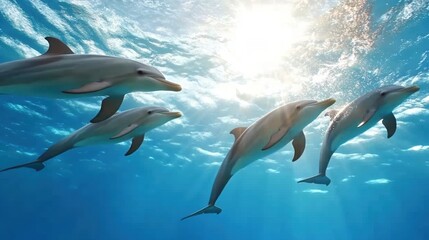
296, 106, 301, 110
148, 110, 153, 115
381, 92, 386, 96
137, 69, 145, 75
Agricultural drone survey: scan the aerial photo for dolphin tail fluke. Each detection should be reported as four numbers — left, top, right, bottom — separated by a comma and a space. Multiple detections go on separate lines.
298, 174, 331, 186
181, 205, 222, 221
0, 161, 45, 172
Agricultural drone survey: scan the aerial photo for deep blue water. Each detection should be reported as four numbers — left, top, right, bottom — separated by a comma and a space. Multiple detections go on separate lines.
0, 0, 428, 239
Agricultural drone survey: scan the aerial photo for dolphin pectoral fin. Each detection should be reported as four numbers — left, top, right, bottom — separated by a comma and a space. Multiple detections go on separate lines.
262, 127, 288, 151
230, 127, 247, 142
111, 123, 139, 139
43, 37, 74, 55
358, 108, 376, 128
292, 131, 306, 162
90, 95, 124, 123
181, 205, 222, 221
325, 109, 339, 121
0, 161, 45, 173
125, 135, 145, 156
298, 174, 331, 186
382, 113, 397, 138
62, 81, 112, 94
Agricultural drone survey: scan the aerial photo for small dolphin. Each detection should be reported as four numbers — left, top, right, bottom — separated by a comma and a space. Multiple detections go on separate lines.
181, 98, 336, 220
298, 85, 420, 186
0, 37, 182, 123
0, 107, 181, 172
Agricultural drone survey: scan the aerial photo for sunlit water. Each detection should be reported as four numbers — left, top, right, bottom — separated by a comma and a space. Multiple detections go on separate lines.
0, 0, 428, 239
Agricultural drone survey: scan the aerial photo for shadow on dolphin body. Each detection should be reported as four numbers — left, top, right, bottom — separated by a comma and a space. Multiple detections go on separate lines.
298, 85, 420, 186
0, 37, 182, 123
0, 107, 181, 172
181, 98, 336, 220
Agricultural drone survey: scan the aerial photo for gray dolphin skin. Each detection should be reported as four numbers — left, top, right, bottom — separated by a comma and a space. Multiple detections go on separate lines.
181, 98, 336, 220
0, 107, 181, 172
0, 37, 182, 123
298, 85, 420, 186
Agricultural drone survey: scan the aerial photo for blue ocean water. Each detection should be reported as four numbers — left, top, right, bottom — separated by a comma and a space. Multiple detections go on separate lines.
0, 0, 428, 239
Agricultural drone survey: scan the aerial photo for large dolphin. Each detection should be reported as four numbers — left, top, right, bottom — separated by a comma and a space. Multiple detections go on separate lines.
0, 37, 182, 123
298, 85, 420, 186
0, 106, 181, 172
181, 98, 336, 220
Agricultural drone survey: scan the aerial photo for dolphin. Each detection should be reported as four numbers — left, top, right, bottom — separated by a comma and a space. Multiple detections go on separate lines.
0, 106, 181, 172
0, 37, 182, 123
181, 98, 336, 220
298, 85, 420, 186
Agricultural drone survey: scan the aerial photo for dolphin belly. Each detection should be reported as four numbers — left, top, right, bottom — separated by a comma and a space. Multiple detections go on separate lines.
74, 136, 108, 147
230, 144, 281, 175
0, 80, 74, 98
230, 131, 296, 175
330, 116, 380, 151
73, 131, 129, 147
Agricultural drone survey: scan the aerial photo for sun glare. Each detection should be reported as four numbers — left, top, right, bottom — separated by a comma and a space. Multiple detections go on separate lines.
222, 4, 308, 77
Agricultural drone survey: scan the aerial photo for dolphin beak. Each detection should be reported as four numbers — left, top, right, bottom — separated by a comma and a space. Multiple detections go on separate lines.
155, 77, 182, 91
162, 111, 182, 118
402, 85, 420, 94
316, 98, 336, 108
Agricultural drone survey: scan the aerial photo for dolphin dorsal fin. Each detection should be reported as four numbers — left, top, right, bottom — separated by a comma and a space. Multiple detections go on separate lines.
43, 37, 74, 55
230, 127, 247, 142
324, 109, 339, 121
90, 95, 124, 123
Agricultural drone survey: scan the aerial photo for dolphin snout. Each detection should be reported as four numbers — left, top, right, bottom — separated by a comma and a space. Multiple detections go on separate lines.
403, 85, 420, 93
316, 98, 336, 108
155, 77, 182, 91
162, 111, 182, 118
